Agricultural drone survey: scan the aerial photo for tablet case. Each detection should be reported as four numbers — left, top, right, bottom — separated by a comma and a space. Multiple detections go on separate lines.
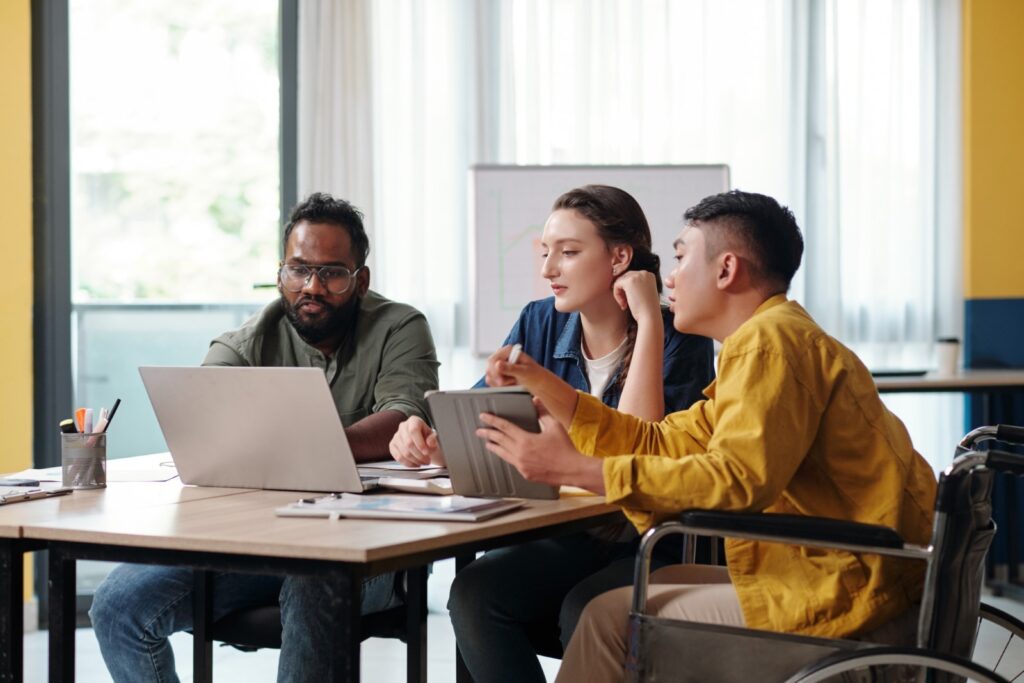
426, 388, 559, 500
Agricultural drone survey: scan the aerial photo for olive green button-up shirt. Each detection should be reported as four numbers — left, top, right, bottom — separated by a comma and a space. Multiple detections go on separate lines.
202, 290, 439, 426
569, 295, 937, 640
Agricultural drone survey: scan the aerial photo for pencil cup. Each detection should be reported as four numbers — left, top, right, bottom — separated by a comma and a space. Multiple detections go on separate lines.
61, 432, 107, 489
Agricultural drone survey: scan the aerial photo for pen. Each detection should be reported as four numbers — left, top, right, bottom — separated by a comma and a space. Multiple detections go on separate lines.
84, 408, 94, 435
101, 398, 122, 433
508, 343, 523, 365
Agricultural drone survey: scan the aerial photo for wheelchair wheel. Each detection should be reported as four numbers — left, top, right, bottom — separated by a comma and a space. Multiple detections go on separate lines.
974, 602, 1024, 681
786, 646, 1010, 683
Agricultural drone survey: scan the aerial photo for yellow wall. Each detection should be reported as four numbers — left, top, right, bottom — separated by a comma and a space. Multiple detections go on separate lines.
0, 1, 33, 470
0, 0, 35, 602
963, 0, 1024, 300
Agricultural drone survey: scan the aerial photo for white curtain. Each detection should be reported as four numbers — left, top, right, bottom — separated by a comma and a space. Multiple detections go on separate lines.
297, 0, 963, 467
296, 0, 375, 234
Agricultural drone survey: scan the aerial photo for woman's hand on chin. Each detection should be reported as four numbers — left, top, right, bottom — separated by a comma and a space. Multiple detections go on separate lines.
613, 270, 662, 326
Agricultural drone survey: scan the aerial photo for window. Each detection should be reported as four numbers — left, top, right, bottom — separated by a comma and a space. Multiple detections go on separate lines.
69, 0, 281, 460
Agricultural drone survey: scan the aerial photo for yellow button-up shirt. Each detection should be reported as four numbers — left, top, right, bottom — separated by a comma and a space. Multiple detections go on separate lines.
569, 295, 937, 638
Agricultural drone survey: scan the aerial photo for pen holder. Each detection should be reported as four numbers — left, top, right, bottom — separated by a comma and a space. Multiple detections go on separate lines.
61, 432, 107, 489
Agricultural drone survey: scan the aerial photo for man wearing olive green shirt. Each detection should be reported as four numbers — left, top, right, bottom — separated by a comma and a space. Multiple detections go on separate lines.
90, 193, 439, 683
476, 190, 937, 682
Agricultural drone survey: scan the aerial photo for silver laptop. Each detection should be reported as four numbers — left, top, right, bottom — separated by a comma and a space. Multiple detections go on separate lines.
139, 366, 376, 492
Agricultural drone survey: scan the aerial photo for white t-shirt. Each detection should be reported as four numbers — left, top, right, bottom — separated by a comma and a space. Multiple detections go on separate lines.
582, 335, 629, 398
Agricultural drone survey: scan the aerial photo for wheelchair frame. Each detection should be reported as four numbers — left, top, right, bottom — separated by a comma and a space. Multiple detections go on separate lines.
626, 424, 1024, 683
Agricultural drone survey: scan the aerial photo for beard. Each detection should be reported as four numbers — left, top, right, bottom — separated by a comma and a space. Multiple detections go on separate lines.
282, 292, 361, 347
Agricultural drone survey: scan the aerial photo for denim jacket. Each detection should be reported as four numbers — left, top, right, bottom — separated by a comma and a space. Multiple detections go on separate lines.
475, 297, 714, 413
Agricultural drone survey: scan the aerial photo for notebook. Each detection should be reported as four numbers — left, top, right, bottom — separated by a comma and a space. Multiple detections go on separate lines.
275, 492, 523, 522
425, 387, 559, 500
139, 366, 379, 493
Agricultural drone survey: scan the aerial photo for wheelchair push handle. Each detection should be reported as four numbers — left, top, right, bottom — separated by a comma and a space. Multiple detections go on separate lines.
985, 449, 1024, 476
958, 424, 1024, 451
996, 424, 1024, 444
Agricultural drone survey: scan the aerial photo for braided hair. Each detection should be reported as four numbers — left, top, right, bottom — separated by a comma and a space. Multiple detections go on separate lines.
551, 185, 661, 389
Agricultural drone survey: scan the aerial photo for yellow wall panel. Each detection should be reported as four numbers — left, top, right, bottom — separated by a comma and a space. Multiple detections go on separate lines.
0, 1, 33, 471
963, 0, 1024, 300
0, 0, 35, 603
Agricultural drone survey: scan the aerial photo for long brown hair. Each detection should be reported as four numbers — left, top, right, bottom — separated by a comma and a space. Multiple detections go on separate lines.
551, 185, 661, 389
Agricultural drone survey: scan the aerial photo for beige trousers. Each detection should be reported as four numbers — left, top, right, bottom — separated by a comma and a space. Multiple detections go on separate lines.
555, 564, 743, 683
554, 564, 920, 683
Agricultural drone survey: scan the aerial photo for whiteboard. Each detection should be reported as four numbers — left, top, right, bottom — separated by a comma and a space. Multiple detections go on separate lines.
470, 165, 730, 355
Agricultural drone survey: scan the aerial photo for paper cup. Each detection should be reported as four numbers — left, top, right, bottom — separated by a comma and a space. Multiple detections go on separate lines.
935, 338, 960, 376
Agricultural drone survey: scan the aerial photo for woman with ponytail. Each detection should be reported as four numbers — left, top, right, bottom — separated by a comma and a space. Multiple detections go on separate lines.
389, 185, 713, 682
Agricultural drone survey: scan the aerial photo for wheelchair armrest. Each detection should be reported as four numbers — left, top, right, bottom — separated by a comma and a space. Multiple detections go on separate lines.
631, 510, 922, 615
678, 510, 905, 549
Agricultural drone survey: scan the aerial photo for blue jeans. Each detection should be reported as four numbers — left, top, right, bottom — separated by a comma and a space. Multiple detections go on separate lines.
89, 564, 401, 683
448, 532, 675, 683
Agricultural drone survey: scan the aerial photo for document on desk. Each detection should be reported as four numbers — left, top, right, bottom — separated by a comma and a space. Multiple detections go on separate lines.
357, 461, 448, 480
3, 460, 178, 484
275, 493, 522, 522
377, 477, 454, 495
0, 485, 73, 505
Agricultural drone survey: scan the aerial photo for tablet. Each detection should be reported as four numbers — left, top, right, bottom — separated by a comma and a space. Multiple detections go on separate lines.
426, 387, 559, 500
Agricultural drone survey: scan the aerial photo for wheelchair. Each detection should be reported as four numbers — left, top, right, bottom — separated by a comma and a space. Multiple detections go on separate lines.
626, 424, 1024, 682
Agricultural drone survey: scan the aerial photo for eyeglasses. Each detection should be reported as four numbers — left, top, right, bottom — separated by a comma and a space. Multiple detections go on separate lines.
278, 263, 364, 295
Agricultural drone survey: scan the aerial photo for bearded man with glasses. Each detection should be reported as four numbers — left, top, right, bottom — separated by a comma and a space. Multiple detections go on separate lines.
89, 192, 440, 683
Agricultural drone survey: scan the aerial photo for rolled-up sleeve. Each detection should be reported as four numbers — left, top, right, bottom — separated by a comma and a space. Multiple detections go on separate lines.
371, 311, 440, 421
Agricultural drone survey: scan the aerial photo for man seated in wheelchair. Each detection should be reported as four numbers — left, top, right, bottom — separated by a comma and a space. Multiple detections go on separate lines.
476, 189, 938, 681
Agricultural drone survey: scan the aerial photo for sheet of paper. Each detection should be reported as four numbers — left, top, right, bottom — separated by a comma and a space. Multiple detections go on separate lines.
3, 467, 62, 482
559, 485, 599, 497
2, 460, 180, 483
358, 460, 445, 472
107, 457, 179, 482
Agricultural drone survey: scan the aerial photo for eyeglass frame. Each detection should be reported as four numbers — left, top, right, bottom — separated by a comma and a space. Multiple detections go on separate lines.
277, 261, 366, 295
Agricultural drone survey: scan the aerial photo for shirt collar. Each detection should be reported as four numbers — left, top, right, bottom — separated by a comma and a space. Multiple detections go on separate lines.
554, 311, 584, 361
754, 293, 789, 316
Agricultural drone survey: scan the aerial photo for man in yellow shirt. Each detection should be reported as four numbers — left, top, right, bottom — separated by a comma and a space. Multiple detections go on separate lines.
476, 190, 938, 681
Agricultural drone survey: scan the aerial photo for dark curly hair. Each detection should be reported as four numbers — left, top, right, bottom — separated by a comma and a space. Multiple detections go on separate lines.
283, 192, 370, 267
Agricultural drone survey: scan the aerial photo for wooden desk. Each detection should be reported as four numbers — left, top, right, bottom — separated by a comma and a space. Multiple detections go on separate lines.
874, 368, 1024, 427
0, 457, 249, 683
873, 368, 1024, 394
22, 488, 617, 682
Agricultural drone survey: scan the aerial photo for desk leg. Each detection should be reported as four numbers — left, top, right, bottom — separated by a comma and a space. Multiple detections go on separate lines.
48, 548, 76, 683
192, 571, 214, 683
327, 569, 361, 683
454, 554, 476, 683
406, 566, 428, 683
0, 539, 24, 683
